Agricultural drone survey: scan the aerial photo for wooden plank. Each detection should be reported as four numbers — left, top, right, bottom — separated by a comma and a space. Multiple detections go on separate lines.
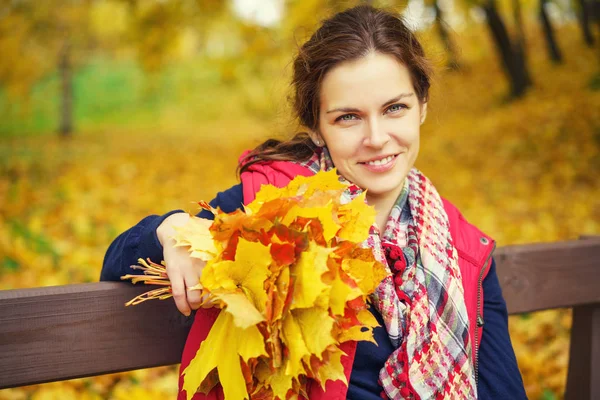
495, 239, 600, 314
0, 282, 193, 389
0, 239, 598, 388
580, 235, 600, 241
593, 304, 600, 400
564, 304, 600, 400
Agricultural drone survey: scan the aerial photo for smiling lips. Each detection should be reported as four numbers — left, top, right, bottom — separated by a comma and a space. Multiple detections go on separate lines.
359, 154, 399, 172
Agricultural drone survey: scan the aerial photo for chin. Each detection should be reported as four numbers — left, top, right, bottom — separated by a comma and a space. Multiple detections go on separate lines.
361, 183, 400, 197
359, 174, 407, 200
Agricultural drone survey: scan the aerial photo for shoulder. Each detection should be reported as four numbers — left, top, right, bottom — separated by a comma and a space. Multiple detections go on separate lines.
442, 198, 495, 269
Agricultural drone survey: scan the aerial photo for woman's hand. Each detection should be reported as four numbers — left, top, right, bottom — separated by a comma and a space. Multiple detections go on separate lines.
157, 213, 207, 316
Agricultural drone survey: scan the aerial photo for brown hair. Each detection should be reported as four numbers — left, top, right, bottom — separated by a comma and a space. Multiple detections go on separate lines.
239, 5, 432, 174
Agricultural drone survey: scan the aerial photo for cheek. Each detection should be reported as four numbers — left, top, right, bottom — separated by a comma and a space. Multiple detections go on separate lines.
327, 142, 354, 167
408, 129, 420, 147
388, 116, 421, 139
410, 137, 420, 158
321, 128, 362, 159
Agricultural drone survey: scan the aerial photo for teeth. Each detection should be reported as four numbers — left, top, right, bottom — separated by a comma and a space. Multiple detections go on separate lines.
365, 155, 394, 166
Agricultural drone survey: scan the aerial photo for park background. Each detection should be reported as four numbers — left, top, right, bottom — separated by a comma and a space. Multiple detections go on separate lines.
0, 0, 599, 399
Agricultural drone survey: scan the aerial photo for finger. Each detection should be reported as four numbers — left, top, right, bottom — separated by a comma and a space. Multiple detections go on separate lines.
186, 258, 208, 310
167, 264, 191, 316
192, 258, 207, 276
201, 297, 217, 309
184, 269, 203, 310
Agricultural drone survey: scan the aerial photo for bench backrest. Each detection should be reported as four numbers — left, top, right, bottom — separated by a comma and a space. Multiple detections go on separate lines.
0, 238, 599, 398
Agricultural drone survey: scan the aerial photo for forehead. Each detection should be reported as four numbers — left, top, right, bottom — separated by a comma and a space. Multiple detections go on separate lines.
320, 52, 414, 108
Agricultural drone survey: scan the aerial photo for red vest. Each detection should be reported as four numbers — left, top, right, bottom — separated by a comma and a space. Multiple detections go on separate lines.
178, 161, 495, 400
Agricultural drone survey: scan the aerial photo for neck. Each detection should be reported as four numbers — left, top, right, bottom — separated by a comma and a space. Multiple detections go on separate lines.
366, 182, 405, 230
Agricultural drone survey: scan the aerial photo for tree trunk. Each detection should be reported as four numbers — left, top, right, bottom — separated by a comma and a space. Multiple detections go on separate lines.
58, 40, 73, 138
540, 0, 563, 63
512, 0, 532, 86
482, 0, 530, 97
434, 0, 461, 70
594, 0, 600, 32
577, 0, 595, 46
512, 0, 527, 49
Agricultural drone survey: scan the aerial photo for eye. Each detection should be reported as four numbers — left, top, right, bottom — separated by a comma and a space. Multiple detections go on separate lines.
335, 114, 359, 122
385, 103, 407, 114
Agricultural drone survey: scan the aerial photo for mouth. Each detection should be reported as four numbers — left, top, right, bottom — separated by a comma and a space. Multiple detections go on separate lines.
359, 154, 398, 166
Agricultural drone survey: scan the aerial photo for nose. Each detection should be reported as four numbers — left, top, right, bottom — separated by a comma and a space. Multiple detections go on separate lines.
363, 118, 390, 148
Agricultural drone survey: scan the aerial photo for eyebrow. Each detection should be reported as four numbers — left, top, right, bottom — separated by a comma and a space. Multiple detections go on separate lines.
325, 92, 415, 114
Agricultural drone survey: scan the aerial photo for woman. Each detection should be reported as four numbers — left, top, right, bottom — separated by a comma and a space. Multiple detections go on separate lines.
102, 5, 527, 399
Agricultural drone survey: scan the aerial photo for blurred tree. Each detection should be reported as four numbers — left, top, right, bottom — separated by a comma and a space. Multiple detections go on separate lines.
480, 0, 532, 97
121, 0, 229, 71
429, 0, 462, 70
511, 0, 532, 85
0, 0, 232, 136
0, 0, 99, 138
126, 1, 185, 72
575, 0, 596, 45
539, 0, 563, 62
0, 0, 142, 137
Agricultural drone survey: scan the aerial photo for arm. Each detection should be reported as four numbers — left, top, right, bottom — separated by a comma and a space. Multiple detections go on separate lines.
100, 184, 244, 313
100, 184, 244, 281
100, 210, 184, 282
477, 258, 528, 399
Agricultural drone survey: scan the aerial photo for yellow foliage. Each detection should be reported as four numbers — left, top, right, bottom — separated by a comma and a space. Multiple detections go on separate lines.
289, 243, 331, 309
158, 171, 385, 399
182, 311, 267, 400
337, 192, 377, 243
1, 16, 599, 400
173, 217, 218, 261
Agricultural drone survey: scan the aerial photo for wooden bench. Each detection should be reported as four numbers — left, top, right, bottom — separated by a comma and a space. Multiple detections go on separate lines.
1, 238, 599, 398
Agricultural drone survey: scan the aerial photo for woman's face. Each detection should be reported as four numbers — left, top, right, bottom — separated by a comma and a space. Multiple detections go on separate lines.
317, 52, 426, 205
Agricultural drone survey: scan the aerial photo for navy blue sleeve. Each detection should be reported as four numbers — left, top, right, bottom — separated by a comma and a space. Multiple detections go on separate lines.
100, 210, 184, 281
477, 258, 528, 399
196, 183, 244, 220
100, 184, 244, 281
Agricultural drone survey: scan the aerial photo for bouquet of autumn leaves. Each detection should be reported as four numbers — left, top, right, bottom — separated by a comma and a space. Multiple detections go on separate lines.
122, 170, 387, 400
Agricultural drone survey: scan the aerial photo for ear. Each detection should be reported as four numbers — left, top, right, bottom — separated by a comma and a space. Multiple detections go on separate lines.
308, 131, 324, 147
420, 102, 428, 125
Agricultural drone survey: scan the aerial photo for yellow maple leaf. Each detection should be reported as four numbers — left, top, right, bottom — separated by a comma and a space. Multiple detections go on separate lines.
246, 169, 346, 215
212, 209, 273, 243
341, 257, 387, 294
249, 183, 297, 210
314, 349, 347, 389
327, 270, 363, 316
280, 307, 336, 380
337, 192, 376, 243
267, 366, 294, 400
292, 308, 336, 359
213, 290, 265, 329
281, 311, 309, 378
182, 311, 267, 400
337, 309, 379, 344
281, 202, 339, 244
287, 169, 346, 198
201, 238, 271, 316
289, 242, 330, 309
173, 216, 218, 261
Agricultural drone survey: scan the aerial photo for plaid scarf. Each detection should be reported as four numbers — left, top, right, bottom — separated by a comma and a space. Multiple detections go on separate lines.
300, 148, 477, 399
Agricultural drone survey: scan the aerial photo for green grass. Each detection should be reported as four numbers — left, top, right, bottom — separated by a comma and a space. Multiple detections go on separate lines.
0, 56, 247, 137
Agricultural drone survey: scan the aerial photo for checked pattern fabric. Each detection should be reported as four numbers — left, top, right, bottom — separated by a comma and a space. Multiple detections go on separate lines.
301, 149, 477, 399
